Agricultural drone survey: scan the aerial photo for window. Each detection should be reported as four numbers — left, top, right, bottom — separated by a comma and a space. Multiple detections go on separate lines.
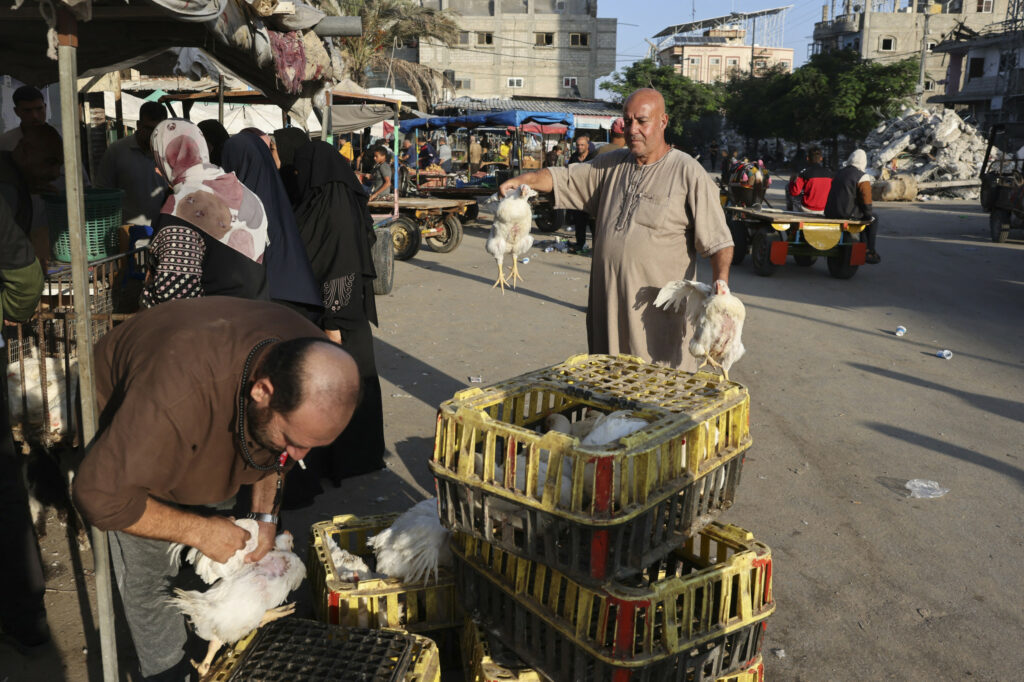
459, 31, 469, 45
507, 77, 524, 88
454, 78, 472, 89
563, 76, 578, 88
727, 57, 739, 66
880, 36, 896, 51
780, 61, 791, 70
689, 57, 701, 65
967, 57, 985, 79
926, 41, 937, 51
478, 32, 494, 45
977, 0, 993, 10
755, 59, 767, 68
709, 57, 721, 65
569, 32, 589, 47
554, 0, 566, 9
923, 79, 935, 91
535, 32, 554, 46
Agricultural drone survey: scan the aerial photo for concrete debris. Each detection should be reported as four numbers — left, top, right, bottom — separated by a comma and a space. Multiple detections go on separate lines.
865, 106, 996, 200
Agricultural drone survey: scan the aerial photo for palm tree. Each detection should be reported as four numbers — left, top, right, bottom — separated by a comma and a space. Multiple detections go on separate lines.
317, 0, 460, 109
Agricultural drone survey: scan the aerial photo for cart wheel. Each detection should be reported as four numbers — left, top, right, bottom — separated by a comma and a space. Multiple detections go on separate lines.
372, 226, 395, 295
979, 173, 998, 212
750, 228, 779, 277
427, 214, 463, 253
463, 203, 479, 222
826, 234, 860, 279
727, 215, 748, 265
990, 208, 1011, 243
794, 255, 817, 267
390, 216, 421, 261
534, 207, 563, 233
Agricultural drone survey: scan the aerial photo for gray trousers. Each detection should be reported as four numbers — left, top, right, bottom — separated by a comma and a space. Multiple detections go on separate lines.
109, 530, 187, 678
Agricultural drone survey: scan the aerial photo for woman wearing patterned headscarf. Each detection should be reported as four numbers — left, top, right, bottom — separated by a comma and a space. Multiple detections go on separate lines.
142, 119, 269, 306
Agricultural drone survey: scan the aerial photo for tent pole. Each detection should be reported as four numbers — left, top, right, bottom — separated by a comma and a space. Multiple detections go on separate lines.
218, 74, 225, 124
113, 70, 124, 140
56, 10, 118, 682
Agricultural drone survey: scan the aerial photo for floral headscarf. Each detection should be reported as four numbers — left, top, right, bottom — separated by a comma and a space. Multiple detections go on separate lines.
152, 119, 269, 263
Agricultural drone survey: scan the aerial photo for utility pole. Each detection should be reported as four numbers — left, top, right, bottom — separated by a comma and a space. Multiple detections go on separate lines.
750, 16, 757, 76
918, 2, 942, 105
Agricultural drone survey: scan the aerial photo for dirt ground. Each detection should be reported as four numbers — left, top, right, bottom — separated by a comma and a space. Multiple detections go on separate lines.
2, 186, 1023, 681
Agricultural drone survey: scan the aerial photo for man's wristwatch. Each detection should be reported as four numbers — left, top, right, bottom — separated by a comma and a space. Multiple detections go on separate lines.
244, 512, 279, 525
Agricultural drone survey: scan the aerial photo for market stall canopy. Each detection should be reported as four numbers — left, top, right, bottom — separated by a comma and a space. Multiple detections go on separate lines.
399, 111, 575, 137
0, 0, 360, 110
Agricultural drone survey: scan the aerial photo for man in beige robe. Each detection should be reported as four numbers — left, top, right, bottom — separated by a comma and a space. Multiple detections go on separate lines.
499, 88, 734, 370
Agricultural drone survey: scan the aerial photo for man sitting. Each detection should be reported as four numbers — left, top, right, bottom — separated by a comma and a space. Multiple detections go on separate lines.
787, 147, 832, 214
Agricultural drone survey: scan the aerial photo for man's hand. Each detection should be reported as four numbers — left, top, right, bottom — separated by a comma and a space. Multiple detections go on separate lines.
199, 516, 252, 563
245, 521, 277, 563
499, 169, 553, 197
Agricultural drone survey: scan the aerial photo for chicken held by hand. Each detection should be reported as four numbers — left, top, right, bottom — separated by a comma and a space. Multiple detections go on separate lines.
653, 279, 745, 380
486, 185, 537, 293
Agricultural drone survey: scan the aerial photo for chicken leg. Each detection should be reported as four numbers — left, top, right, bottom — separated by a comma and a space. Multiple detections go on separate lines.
260, 602, 297, 627
491, 257, 510, 293
508, 259, 525, 289
698, 355, 730, 382
192, 638, 223, 677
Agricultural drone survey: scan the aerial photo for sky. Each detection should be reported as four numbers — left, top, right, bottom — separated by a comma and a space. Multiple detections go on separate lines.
595, 0, 824, 98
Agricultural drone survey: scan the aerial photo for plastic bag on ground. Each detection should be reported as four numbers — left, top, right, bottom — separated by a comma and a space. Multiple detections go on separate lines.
905, 479, 949, 499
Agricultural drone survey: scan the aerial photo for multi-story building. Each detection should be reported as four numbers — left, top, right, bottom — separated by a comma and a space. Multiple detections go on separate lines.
811, 0, 1009, 99
655, 27, 794, 83
413, 0, 617, 99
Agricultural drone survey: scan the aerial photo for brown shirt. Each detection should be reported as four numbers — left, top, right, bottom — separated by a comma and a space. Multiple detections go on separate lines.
73, 297, 323, 531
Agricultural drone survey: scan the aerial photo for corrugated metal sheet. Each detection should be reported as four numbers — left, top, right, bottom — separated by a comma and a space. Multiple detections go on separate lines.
436, 96, 621, 117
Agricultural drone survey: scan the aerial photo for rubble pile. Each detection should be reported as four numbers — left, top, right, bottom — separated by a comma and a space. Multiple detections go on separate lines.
864, 107, 991, 200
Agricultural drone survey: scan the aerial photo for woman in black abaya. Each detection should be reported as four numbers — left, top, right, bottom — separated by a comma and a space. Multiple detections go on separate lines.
290, 141, 386, 482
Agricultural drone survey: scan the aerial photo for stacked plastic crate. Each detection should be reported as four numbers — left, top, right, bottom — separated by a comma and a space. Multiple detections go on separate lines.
429, 354, 775, 682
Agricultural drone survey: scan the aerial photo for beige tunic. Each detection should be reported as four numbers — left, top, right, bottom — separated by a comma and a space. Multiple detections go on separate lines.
550, 147, 732, 369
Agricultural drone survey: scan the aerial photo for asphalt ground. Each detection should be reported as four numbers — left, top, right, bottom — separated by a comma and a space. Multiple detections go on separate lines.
3, 186, 1023, 681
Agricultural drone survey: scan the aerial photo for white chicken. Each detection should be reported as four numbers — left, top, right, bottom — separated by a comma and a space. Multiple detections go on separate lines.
168, 518, 260, 585
7, 354, 78, 436
169, 530, 305, 676
368, 498, 452, 585
326, 536, 375, 581
654, 279, 746, 380
485, 186, 536, 292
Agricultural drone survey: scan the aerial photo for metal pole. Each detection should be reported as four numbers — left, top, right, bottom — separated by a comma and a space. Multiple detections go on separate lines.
113, 70, 124, 141
750, 16, 757, 76
918, 11, 932, 105
392, 104, 400, 217
56, 10, 118, 682
218, 74, 225, 124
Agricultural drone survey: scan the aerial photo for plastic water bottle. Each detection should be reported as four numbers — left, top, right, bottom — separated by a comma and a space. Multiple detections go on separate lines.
936, 349, 953, 360
520, 257, 530, 264
895, 326, 907, 337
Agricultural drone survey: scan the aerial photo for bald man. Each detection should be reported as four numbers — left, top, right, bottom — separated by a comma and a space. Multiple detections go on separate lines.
73, 297, 360, 681
500, 88, 733, 370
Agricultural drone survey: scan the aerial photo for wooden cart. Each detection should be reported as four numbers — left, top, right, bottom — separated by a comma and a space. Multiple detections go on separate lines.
726, 206, 870, 279
369, 197, 475, 261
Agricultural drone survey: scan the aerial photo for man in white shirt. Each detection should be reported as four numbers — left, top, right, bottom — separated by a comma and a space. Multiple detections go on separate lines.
0, 86, 47, 152
437, 136, 452, 173
93, 102, 169, 226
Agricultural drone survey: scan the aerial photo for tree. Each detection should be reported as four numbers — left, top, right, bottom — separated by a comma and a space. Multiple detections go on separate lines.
316, 0, 460, 109
600, 59, 721, 147
723, 65, 791, 149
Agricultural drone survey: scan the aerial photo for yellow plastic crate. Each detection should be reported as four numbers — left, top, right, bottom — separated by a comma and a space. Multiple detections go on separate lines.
719, 654, 764, 682
431, 354, 751, 583
308, 513, 459, 632
453, 522, 773, 682
461, 615, 547, 682
202, 618, 440, 681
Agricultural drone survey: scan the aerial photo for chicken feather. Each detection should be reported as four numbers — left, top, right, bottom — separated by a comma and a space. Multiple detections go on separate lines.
167, 518, 260, 584
654, 279, 746, 380
368, 499, 452, 585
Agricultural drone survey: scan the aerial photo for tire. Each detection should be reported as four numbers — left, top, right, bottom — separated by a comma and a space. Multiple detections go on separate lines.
372, 227, 394, 295
427, 214, 463, 253
534, 206, 563, 233
750, 228, 779, 277
990, 208, 1011, 243
728, 216, 748, 265
390, 216, 421, 261
826, 234, 860, 279
794, 255, 817, 267
463, 203, 479, 222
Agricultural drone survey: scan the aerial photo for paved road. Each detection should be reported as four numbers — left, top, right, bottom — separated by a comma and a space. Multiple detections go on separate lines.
5, 189, 1023, 680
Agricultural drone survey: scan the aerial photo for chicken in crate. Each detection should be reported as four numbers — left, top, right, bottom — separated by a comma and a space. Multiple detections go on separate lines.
454, 523, 773, 682
429, 354, 752, 585
307, 500, 460, 634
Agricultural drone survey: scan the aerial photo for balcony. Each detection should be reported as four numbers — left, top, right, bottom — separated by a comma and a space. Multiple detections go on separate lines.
813, 15, 860, 41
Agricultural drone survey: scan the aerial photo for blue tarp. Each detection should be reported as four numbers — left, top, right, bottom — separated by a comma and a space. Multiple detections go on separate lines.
399, 110, 575, 137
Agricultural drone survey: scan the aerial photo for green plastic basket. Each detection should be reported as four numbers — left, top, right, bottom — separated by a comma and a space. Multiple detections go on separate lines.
44, 189, 124, 262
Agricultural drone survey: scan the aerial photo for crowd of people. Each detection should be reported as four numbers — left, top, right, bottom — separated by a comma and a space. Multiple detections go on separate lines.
0, 85, 388, 676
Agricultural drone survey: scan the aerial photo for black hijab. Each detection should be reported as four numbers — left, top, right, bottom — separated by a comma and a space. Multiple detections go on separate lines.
220, 132, 322, 311
274, 127, 311, 205
291, 141, 378, 326
197, 120, 229, 166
